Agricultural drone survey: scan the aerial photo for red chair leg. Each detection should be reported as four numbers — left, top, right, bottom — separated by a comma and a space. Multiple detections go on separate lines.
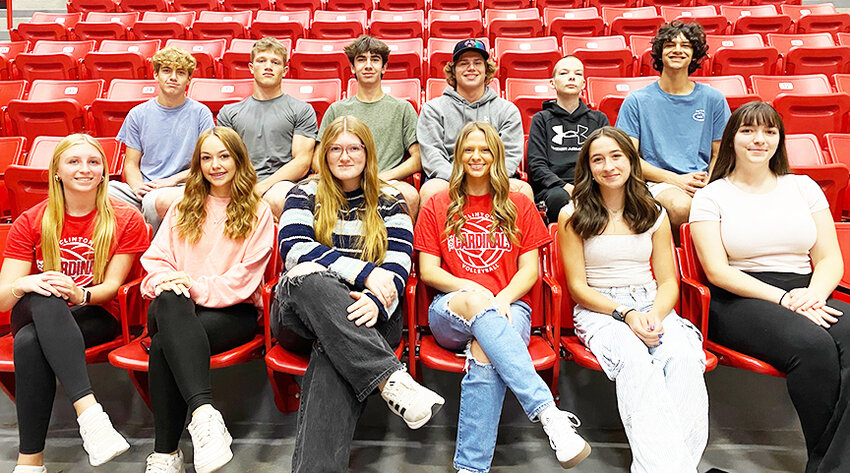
0, 371, 15, 402
127, 369, 151, 408
268, 369, 301, 413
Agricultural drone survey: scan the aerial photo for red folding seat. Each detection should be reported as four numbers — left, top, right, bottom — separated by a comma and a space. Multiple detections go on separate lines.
562, 34, 635, 77
428, 10, 484, 40
192, 10, 251, 45
222, 0, 274, 10
275, 0, 322, 12
0, 137, 26, 216
536, 0, 583, 11
0, 80, 27, 136
504, 78, 556, 135
586, 75, 656, 124
826, 133, 850, 218
641, 0, 695, 8
767, 33, 850, 77
186, 78, 253, 116
132, 11, 195, 41
84, 39, 160, 84
377, 0, 425, 10
544, 8, 605, 38
691, 75, 761, 112
0, 41, 29, 80
485, 8, 543, 43
221, 38, 292, 79
751, 74, 850, 145
347, 78, 421, 112
251, 10, 309, 41
26, 136, 123, 177
6, 79, 105, 144
629, 34, 658, 77
431, 0, 479, 10
13, 13, 82, 42
693, 0, 747, 7
120, 0, 174, 12
173, 0, 222, 11
164, 38, 227, 78
427, 37, 489, 80
290, 39, 353, 84
310, 10, 367, 40
73, 11, 138, 44
705, 34, 779, 82
370, 10, 425, 40
586, 0, 640, 10
89, 79, 159, 136
14, 40, 96, 81
785, 133, 828, 167
720, 5, 793, 38
601, 6, 664, 40
280, 78, 342, 125
382, 38, 423, 82
483, 0, 532, 9
495, 37, 561, 87
426, 77, 500, 101
659, 5, 729, 35
67, 0, 121, 13
835, 74, 850, 94
781, 4, 850, 36
106, 78, 160, 99
326, 0, 375, 11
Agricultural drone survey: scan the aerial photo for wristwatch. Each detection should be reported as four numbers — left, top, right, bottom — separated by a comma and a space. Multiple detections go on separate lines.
80, 288, 91, 306
611, 305, 634, 323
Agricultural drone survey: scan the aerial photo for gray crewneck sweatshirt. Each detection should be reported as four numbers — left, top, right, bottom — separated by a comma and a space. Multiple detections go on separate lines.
417, 86, 524, 180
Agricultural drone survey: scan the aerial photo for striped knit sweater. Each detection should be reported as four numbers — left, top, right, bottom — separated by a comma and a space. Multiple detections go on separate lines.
277, 180, 413, 320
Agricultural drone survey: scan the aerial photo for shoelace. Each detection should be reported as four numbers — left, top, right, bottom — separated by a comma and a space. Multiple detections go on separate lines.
146, 454, 175, 473
189, 413, 220, 447
546, 411, 583, 449
383, 379, 415, 410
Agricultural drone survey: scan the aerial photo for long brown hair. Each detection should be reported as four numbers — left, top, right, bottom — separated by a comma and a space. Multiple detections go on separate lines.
444, 121, 520, 245
175, 126, 260, 243
568, 126, 660, 239
312, 115, 388, 264
709, 101, 790, 184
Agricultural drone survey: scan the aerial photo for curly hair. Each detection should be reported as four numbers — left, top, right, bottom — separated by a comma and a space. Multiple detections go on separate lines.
650, 20, 708, 75
344, 35, 390, 66
443, 55, 497, 89
152, 46, 197, 76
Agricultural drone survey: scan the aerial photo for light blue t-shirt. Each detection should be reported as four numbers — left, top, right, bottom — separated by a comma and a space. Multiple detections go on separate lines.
117, 98, 214, 182
616, 82, 730, 174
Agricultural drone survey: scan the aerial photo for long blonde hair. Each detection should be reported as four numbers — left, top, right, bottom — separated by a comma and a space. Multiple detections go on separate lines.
175, 127, 260, 243
445, 121, 520, 245
313, 115, 387, 264
42, 134, 115, 284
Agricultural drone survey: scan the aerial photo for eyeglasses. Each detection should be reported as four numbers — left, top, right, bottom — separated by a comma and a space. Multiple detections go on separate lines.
328, 144, 366, 158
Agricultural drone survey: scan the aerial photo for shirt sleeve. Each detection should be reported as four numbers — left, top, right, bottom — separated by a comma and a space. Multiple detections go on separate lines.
499, 103, 524, 176
615, 93, 641, 139
650, 207, 668, 233
293, 101, 318, 139
412, 195, 442, 256
140, 205, 182, 298
527, 112, 564, 191
198, 104, 215, 135
689, 186, 721, 222
3, 211, 37, 262
516, 195, 551, 252
401, 101, 419, 149
216, 104, 234, 129
316, 103, 337, 143
711, 91, 732, 142
417, 101, 453, 180
796, 175, 830, 213
116, 105, 142, 151
114, 205, 150, 255
371, 194, 414, 319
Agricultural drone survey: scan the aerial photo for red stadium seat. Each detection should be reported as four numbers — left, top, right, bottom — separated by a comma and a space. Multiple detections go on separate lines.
0, 80, 27, 136
485, 8, 543, 43
6, 79, 105, 144
132, 11, 195, 41
347, 78, 421, 112
370, 10, 425, 40
786, 133, 827, 166
83, 39, 160, 84
544, 8, 605, 38
766, 33, 850, 77
120, 0, 174, 12
290, 39, 353, 84
781, 4, 850, 36
222, 0, 274, 10
629, 34, 656, 76
428, 9, 484, 40
691, 75, 761, 112
483, 0, 532, 8
0, 41, 29, 80
192, 10, 252, 45
105, 78, 160, 99
586, 75, 656, 124
326, 0, 375, 11
275, 0, 321, 12
536, 0, 583, 11
705, 34, 779, 82
13, 12, 82, 42
720, 5, 793, 37
88, 78, 158, 136
311, 10, 367, 40
186, 78, 253, 116
562, 34, 635, 77
505, 78, 556, 134
251, 10, 309, 41
660, 5, 730, 35
221, 38, 292, 79
26, 135, 123, 176
164, 38, 227, 78
173, 0, 222, 12
826, 133, 850, 217
586, 0, 641, 10
425, 77, 500, 101
495, 37, 561, 86
601, 6, 664, 40
431, 0, 480, 10
378, 0, 425, 10
0, 137, 26, 216
693, 0, 747, 8
781, 135, 848, 221
14, 40, 96, 81
281, 78, 342, 124
836, 74, 850, 94
73, 11, 138, 44
427, 37, 490, 81
380, 38, 424, 82
67, 0, 121, 13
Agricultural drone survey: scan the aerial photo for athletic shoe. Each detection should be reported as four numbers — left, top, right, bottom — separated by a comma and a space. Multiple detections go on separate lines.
145, 450, 185, 473
187, 406, 233, 473
12, 466, 47, 473
540, 409, 591, 469
76, 403, 130, 466
380, 370, 445, 429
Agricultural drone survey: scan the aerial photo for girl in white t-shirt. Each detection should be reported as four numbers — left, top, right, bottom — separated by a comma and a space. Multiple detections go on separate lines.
559, 126, 708, 473
690, 101, 850, 473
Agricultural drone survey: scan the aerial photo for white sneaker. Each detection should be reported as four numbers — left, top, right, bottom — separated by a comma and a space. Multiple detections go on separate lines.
187, 406, 233, 473
380, 369, 445, 430
12, 466, 47, 473
540, 409, 591, 469
76, 403, 130, 466
145, 450, 186, 473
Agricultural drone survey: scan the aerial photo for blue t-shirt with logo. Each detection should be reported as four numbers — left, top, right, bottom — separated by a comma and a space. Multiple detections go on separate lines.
616, 81, 730, 175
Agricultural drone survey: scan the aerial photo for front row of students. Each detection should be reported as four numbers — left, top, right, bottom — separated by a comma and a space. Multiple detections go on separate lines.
1, 101, 848, 473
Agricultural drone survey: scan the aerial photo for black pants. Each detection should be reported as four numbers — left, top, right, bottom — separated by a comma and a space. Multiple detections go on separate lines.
708, 272, 850, 473
11, 293, 119, 454
536, 186, 571, 224
147, 291, 257, 453
273, 271, 403, 473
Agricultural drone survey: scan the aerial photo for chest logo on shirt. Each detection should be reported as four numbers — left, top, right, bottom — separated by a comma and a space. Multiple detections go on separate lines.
445, 212, 512, 274
36, 237, 94, 287
692, 109, 706, 122
552, 124, 588, 145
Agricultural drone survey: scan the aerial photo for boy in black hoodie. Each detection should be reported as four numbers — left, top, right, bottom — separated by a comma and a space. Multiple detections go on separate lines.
527, 56, 609, 223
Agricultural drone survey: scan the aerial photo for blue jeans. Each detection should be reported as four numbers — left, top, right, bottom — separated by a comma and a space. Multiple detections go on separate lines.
429, 291, 555, 473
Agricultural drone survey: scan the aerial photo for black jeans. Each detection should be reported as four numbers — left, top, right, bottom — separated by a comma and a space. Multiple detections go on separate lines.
147, 291, 257, 453
11, 293, 119, 454
273, 271, 403, 473
536, 186, 571, 224
708, 272, 850, 473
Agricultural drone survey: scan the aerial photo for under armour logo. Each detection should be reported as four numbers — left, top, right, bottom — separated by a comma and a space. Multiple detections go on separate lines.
552, 124, 588, 145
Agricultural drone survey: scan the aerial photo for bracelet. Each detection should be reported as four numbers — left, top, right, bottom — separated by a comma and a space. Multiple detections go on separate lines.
10, 286, 23, 299
779, 291, 789, 306
623, 308, 636, 317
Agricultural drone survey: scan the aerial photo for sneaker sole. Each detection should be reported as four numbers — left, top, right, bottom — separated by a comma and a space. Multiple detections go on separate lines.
560, 441, 591, 469
194, 433, 233, 473
405, 396, 445, 430
89, 439, 130, 466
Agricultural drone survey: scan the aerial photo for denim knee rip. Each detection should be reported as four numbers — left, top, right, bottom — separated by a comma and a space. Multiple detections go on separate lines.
441, 295, 505, 371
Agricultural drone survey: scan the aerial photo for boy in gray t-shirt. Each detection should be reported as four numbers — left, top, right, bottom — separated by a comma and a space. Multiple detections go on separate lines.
217, 37, 317, 217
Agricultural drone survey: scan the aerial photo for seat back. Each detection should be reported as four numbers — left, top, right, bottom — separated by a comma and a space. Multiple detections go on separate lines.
786, 134, 828, 167
370, 10, 425, 40
141, 11, 196, 26
290, 39, 353, 83
28, 79, 105, 104
0, 80, 27, 109
835, 222, 850, 287
252, 10, 310, 41
426, 77, 500, 101
586, 75, 655, 123
505, 78, 556, 134
280, 78, 342, 125
0, 42, 30, 80
428, 10, 484, 39
106, 78, 159, 99
164, 38, 227, 77
544, 7, 605, 38
16, 40, 96, 80
751, 74, 832, 99
562, 34, 634, 77
186, 78, 254, 115
346, 78, 421, 112
495, 36, 562, 85
311, 10, 367, 40
485, 8, 543, 42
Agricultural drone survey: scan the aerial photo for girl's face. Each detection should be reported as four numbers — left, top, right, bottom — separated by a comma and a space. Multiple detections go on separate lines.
460, 129, 494, 180
588, 135, 631, 190
327, 131, 366, 192
56, 143, 105, 194
200, 135, 236, 197
733, 122, 780, 168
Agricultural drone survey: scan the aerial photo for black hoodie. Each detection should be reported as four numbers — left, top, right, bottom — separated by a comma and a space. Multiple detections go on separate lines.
527, 99, 609, 199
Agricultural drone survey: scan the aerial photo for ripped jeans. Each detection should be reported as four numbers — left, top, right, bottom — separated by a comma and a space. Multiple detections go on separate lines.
272, 270, 404, 473
429, 291, 555, 473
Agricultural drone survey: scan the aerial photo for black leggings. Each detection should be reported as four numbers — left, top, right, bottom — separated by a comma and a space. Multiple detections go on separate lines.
147, 291, 257, 453
708, 272, 850, 473
11, 293, 119, 454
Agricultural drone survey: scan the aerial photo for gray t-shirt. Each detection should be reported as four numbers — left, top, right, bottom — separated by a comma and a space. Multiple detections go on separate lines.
217, 94, 318, 181
117, 98, 214, 182
318, 94, 418, 172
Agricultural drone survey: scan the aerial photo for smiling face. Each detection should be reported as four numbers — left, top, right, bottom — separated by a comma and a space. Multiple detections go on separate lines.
662, 33, 693, 72
154, 64, 191, 98
56, 143, 105, 195
734, 123, 780, 168
460, 129, 494, 181
351, 51, 386, 86
588, 135, 631, 190
454, 51, 487, 94
249, 49, 287, 88
200, 135, 236, 197
327, 131, 367, 192
551, 56, 585, 97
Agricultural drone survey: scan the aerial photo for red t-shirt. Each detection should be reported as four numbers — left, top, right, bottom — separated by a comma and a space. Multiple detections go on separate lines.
4, 198, 149, 318
414, 190, 551, 305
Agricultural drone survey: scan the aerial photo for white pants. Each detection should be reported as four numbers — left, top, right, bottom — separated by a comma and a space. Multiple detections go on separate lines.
574, 281, 708, 473
107, 181, 179, 234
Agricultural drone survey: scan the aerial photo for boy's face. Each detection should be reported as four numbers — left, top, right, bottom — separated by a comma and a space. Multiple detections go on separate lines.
551, 56, 585, 97
661, 32, 693, 72
453, 51, 487, 92
154, 64, 191, 97
351, 51, 386, 86
250, 50, 287, 87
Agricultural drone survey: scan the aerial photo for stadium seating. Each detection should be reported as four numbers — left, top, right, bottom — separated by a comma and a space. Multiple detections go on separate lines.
0, 42, 29, 80
326, 0, 375, 11
311, 10, 368, 40
586, 75, 656, 124
0, 137, 26, 216
505, 78, 556, 134
221, 38, 293, 79
431, 0, 480, 11
562, 34, 634, 77
89, 79, 159, 137
629, 34, 655, 77
720, 5, 793, 37
13, 12, 82, 42
378, 0, 426, 11
73, 11, 138, 44
781, 3, 850, 35
26, 135, 123, 177
659, 5, 730, 35
223, 0, 274, 10
67, 0, 121, 13
0, 80, 27, 136
544, 7, 606, 38
428, 9, 484, 39
495, 36, 561, 86
251, 10, 310, 41
280, 78, 342, 124
370, 10, 425, 40
173, 0, 222, 12
346, 78, 421, 111
132, 11, 195, 41
691, 75, 762, 112
601, 6, 664, 40
485, 8, 544, 43
290, 39, 353, 84
275, 0, 322, 12
705, 34, 780, 81
379, 38, 424, 81
120, 0, 174, 12
786, 133, 828, 166
766, 33, 850, 77
192, 10, 252, 45
426, 77, 500, 101
186, 78, 254, 115
14, 40, 96, 81
6, 79, 105, 143
83, 39, 160, 84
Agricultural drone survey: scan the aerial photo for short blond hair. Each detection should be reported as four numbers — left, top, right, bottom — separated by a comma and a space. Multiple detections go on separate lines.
251, 37, 288, 63
152, 46, 197, 76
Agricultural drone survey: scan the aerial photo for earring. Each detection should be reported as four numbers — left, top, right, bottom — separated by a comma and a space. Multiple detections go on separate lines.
54, 174, 60, 181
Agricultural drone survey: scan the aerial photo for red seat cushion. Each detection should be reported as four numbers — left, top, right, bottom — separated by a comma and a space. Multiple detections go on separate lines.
420, 334, 557, 373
